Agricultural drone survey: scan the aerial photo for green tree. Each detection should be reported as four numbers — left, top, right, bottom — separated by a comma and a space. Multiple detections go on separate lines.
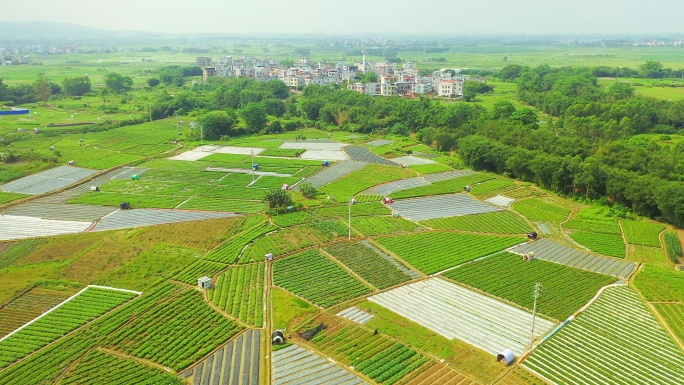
358, 72, 378, 84
61, 76, 91, 96
264, 189, 293, 209
492, 100, 516, 119
147, 78, 161, 87
299, 182, 317, 199
33, 72, 50, 105
608, 82, 635, 100
241, 103, 268, 133
196, 110, 238, 140
640, 61, 665, 79
104, 72, 133, 93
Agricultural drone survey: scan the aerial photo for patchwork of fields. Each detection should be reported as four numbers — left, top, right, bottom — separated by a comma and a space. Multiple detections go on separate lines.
0, 131, 680, 385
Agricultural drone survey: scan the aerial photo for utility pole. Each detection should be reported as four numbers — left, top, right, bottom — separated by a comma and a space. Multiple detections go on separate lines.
251, 150, 255, 183
175, 111, 179, 136
149, 105, 152, 122
348, 197, 352, 240
530, 283, 542, 349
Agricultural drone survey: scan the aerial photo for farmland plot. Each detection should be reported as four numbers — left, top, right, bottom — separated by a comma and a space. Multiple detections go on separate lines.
337, 306, 375, 325
0, 238, 44, 269
351, 216, 423, 236
207, 264, 264, 327
402, 362, 478, 385
512, 199, 571, 223
524, 286, 684, 385
273, 250, 371, 308
299, 160, 367, 189
375, 232, 524, 274
272, 344, 367, 385
323, 241, 418, 289
104, 289, 242, 371
313, 202, 390, 219
421, 210, 532, 234
0, 214, 91, 241
569, 231, 626, 258
388, 193, 501, 221
443, 252, 617, 321
391, 173, 491, 199
61, 349, 183, 385
634, 265, 684, 302
621, 220, 666, 247
181, 329, 261, 385
322, 164, 414, 198
174, 260, 229, 285
205, 222, 274, 264
509, 239, 636, 279
363, 177, 430, 196
344, 145, 398, 166
368, 278, 557, 356
0, 286, 77, 338
653, 303, 684, 344
307, 319, 430, 385
485, 195, 516, 207
0, 165, 99, 195
0, 287, 138, 368
91, 209, 238, 232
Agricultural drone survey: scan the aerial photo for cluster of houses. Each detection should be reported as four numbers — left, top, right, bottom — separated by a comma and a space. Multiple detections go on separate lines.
197, 55, 485, 98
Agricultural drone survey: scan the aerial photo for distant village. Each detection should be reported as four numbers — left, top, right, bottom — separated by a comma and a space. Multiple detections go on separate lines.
196, 55, 485, 98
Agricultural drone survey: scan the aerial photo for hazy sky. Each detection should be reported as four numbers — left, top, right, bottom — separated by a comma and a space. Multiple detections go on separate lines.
1, 0, 680, 35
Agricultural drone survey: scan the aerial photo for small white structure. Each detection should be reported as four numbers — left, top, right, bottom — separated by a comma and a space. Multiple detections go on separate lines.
90, 186, 99, 192
68, 160, 76, 166
198, 276, 212, 289
265, 253, 274, 261
497, 349, 515, 365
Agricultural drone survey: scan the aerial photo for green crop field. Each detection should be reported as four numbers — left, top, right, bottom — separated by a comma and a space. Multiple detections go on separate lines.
621, 220, 666, 247
421, 210, 532, 234
653, 303, 684, 345
323, 241, 417, 289
60, 349, 183, 385
469, 179, 516, 198
512, 198, 572, 223
205, 222, 274, 263
270, 211, 314, 227
173, 260, 228, 285
0, 239, 45, 269
207, 263, 264, 327
322, 164, 415, 198
0, 287, 137, 368
443, 252, 617, 320
313, 202, 390, 218
104, 289, 242, 371
665, 232, 683, 263
351, 216, 423, 236
307, 318, 430, 385
374, 232, 525, 274
272, 250, 371, 307
408, 163, 453, 174
634, 265, 684, 302
569, 231, 626, 258
563, 219, 622, 234
391, 173, 493, 199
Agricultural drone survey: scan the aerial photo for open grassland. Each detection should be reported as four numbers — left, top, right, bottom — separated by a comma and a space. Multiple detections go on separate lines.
207, 263, 264, 327
442, 252, 617, 320
621, 220, 666, 247
374, 232, 525, 274
634, 265, 684, 302
273, 249, 371, 308
104, 289, 242, 371
421, 210, 532, 234
323, 241, 417, 289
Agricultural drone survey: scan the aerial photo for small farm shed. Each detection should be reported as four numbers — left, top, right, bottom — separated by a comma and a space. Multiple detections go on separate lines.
265, 253, 274, 261
497, 349, 515, 365
198, 276, 212, 289
119, 202, 131, 210
271, 330, 285, 345
527, 232, 538, 240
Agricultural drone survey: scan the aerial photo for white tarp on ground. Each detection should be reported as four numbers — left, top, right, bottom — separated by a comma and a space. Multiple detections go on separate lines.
0, 215, 92, 241
368, 277, 557, 356
299, 150, 348, 161
390, 156, 438, 166
212, 146, 266, 155
280, 142, 347, 151
0, 166, 99, 195
485, 195, 516, 207
388, 193, 501, 221
272, 344, 367, 385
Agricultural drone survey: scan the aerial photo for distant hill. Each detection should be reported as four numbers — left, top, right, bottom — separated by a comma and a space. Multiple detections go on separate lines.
0, 21, 153, 41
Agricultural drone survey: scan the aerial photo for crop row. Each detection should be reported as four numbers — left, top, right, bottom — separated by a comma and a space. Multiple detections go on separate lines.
0, 287, 137, 368
665, 232, 682, 263
421, 210, 532, 234
313, 202, 390, 219
61, 349, 183, 385
0, 238, 45, 269
569, 231, 626, 258
259, 148, 304, 157
205, 222, 274, 263
391, 173, 492, 199
621, 220, 665, 247
563, 219, 622, 234
273, 250, 371, 307
178, 197, 265, 213
653, 303, 684, 345
634, 265, 684, 302
322, 164, 415, 198
323, 241, 416, 289
271, 211, 314, 227
207, 263, 264, 326
241, 222, 345, 263
309, 322, 428, 385
525, 286, 684, 385
174, 260, 229, 285
443, 252, 617, 320
249, 175, 302, 189
375, 232, 525, 274
352, 216, 423, 236
104, 289, 242, 371
512, 199, 569, 223
0, 287, 78, 338
469, 178, 516, 198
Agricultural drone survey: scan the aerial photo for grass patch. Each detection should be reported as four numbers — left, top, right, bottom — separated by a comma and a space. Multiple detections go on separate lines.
627, 244, 669, 267
271, 287, 318, 330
